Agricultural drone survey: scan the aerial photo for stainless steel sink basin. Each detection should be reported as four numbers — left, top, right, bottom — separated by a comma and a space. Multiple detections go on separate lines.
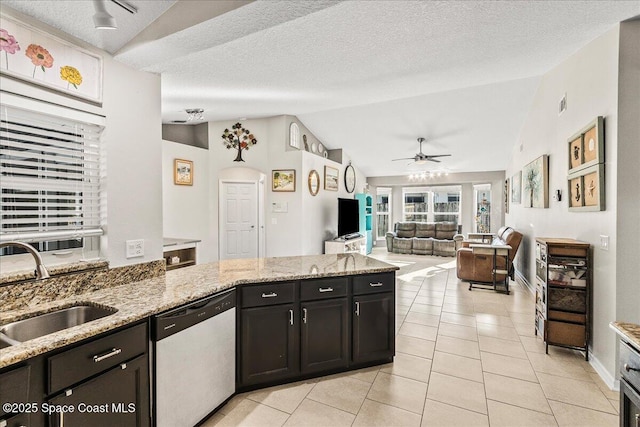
0, 304, 117, 349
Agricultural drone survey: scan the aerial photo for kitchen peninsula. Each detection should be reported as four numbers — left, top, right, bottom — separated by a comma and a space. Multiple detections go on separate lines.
0, 253, 398, 426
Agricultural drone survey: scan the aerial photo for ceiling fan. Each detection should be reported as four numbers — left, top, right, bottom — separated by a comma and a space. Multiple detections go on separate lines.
392, 137, 451, 164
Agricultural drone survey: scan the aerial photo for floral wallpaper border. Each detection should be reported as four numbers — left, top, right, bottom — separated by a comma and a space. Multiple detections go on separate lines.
0, 14, 103, 103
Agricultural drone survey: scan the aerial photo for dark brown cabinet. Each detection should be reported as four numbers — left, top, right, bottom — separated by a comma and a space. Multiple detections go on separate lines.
238, 273, 395, 390
48, 354, 149, 427
300, 298, 349, 374
353, 292, 394, 364
240, 303, 298, 386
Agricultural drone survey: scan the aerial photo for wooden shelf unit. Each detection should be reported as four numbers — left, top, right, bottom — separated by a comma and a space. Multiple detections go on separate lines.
163, 244, 197, 271
355, 193, 373, 254
535, 238, 590, 360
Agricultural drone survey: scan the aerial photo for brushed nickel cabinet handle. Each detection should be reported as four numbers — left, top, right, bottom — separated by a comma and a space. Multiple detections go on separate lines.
369, 282, 383, 287
93, 347, 122, 363
262, 292, 278, 298
355, 301, 360, 316
319, 287, 333, 293
289, 309, 294, 325
303, 308, 307, 323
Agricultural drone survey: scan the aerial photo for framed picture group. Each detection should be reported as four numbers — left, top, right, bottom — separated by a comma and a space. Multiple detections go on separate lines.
567, 117, 605, 211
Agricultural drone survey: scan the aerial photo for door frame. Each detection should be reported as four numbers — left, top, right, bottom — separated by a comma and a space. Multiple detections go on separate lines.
219, 178, 265, 259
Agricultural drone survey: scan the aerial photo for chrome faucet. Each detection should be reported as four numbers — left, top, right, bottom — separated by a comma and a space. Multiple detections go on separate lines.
0, 241, 51, 279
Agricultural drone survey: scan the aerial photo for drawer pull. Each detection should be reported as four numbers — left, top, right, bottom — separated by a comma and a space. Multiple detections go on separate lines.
624, 363, 640, 372
262, 292, 278, 298
303, 308, 308, 323
355, 301, 360, 316
93, 347, 122, 363
369, 282, 384, 287
289, 309, 294, 325
319, 287, 334, 293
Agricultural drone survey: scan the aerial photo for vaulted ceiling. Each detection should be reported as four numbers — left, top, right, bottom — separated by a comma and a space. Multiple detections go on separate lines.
3, 0, 639, 176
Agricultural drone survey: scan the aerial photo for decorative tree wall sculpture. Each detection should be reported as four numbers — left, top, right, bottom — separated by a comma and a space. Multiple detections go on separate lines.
222, 122, 257, 162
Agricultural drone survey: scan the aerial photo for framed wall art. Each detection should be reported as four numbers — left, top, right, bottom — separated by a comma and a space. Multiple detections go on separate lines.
568, 164, 605, 212
567, 116, 604, 175
272, 169, 296, 192
308, 170, 320, 196
523, 155, 549, 208
504, 179, 510, 214
511, 171, 522, 204
0, 14, 103, 103
324, 166, 339, 191
174, 159, 193, 185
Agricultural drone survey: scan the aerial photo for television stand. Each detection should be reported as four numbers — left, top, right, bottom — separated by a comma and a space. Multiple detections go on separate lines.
344, 232, 362, 240
325, 236, 366, 254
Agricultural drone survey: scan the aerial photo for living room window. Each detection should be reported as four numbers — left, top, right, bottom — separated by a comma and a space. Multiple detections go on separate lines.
376, 187, 391, 239
402, 186, 461, 224
0, 97, 105, 267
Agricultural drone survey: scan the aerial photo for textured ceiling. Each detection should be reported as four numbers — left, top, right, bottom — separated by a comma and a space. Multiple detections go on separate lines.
2, 0, 176, 54
2, 1, 639, 176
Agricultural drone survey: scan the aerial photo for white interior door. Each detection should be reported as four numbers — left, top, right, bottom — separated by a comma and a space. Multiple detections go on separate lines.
220, 181, 258, 260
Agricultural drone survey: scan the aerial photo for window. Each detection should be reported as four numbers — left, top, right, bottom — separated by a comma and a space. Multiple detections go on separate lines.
402, 186, 461, 224
0, 100, 104, 260
376, 187, 391, 239
403, 190, 429, 222
474, 184, 491, 233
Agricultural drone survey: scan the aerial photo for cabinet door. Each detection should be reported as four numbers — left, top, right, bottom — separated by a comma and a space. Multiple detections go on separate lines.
48, 354, 149, 427
240, 304, 298, 386
352, 293, 394, 364
301, 298, 349, 374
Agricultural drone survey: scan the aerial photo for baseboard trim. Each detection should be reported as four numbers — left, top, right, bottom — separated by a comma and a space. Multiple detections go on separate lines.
515, 269, 534, 295
589, 349, 619, 391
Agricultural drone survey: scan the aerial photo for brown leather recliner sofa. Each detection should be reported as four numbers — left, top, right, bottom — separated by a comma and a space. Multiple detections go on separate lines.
456, 226, 523, 283
385, 222, 464, 257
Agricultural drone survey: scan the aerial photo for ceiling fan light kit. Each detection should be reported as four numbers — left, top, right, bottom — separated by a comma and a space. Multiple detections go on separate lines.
392, 137, 452, 165
93, 0, 117, 29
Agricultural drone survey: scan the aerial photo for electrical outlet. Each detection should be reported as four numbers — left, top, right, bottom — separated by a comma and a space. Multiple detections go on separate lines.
126, 239, 144, 258
599, 235, 609, 251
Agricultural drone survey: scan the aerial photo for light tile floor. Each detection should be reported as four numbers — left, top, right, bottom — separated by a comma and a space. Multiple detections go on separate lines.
203, 248, 618, 427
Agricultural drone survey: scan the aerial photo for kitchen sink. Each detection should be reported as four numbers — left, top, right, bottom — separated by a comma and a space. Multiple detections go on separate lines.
0, 304, 117, 349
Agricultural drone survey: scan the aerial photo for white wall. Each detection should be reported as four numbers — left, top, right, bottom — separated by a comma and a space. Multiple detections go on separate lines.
162, 141, 213, 262
191, 116, 368, 260
615, 19, 640, 327
505, 26, 621, 383
0, 8, 163, 268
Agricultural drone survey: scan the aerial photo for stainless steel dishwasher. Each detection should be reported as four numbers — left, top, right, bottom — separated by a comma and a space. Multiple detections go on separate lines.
153, 289, 236, 427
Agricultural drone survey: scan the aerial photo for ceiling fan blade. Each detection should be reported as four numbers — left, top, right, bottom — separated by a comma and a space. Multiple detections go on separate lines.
425, 154, 451, 158
392, 157, 415, 161
427, 158, 441, 163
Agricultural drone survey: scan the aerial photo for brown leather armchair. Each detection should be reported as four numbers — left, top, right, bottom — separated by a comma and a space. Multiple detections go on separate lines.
456, 226, 523, 283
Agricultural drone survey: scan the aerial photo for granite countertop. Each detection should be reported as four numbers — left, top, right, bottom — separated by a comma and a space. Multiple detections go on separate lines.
610, 321, 640, 353
0, 253, 397, 368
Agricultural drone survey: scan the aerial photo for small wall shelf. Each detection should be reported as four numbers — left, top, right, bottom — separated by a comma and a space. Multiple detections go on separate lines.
163, 238, 200, 271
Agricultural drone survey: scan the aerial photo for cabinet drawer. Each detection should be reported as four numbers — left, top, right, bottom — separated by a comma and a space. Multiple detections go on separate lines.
353, 273, 394, 295
241, 282, 296, 308
548, 288, 586, 312
301, 277, 348, 301
547, 321, 585, 347
548, 310, 585, 324
548, 245, 588, 257
48, 323, 146, 394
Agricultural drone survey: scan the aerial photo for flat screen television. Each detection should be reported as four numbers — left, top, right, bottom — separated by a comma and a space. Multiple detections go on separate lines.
338, 198, 360, 238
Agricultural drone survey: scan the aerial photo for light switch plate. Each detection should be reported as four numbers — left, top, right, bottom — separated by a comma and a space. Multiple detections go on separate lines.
599, 235, 609, 251
126, 239, 144, 258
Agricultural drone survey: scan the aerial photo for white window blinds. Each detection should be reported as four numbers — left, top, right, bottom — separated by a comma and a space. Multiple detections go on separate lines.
0, 104, 104, 244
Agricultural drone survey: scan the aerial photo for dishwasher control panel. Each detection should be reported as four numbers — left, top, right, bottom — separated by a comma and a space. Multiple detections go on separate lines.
153, 289, 236, 341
